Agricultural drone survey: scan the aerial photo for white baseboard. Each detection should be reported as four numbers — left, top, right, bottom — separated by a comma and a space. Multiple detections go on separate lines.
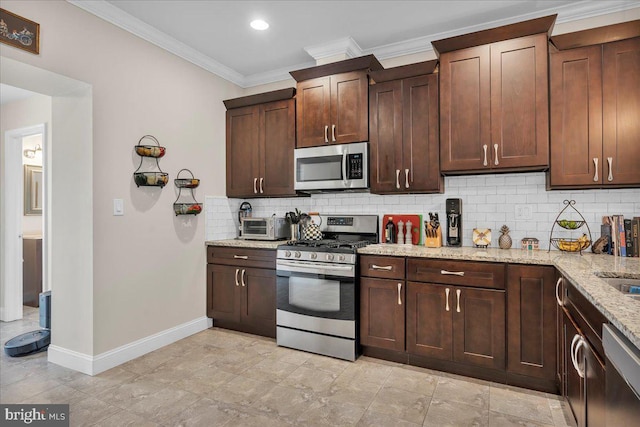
48, 316, 213, 376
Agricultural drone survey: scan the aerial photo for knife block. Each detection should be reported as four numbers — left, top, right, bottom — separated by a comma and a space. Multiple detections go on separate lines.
424, 224, 442, 248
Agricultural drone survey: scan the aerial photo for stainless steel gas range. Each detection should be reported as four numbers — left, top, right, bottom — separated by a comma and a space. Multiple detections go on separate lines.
275, 215, 378, 361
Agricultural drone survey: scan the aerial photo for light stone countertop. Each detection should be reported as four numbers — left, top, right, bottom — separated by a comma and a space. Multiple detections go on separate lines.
206, 239, 640, 349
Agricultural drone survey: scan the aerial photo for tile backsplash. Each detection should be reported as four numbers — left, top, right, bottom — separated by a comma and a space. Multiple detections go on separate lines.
206, 172, 640, 249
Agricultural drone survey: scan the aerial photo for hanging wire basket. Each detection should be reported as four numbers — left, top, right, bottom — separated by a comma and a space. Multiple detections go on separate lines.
548, 200, 592, 254
133, 135, 168, 187
173, 168, 202, 215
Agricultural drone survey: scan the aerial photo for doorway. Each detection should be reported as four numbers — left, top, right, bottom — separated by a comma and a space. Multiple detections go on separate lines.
2, 123, 46, 321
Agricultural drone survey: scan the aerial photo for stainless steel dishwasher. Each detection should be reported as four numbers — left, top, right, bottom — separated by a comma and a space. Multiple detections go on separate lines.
603, 324, 640, 424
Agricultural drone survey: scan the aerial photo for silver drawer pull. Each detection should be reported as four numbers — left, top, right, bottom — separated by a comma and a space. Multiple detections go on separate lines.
441, 270, 464, 276
555, 277, 563, 307
456, 289, 461, 313
253, 177, 258, 193
234, 268, 240, 287
445, 288, 450, 312
494, 144, 499, 166
607, 157, 613, 182
372, 265, 393, 271
241, 269, 246, 287
234, 255, 249, 259
593, 158, 599, 182
332, 124, 336, 142
324, 125, 329, 143
483, 144, 488, 166
405, 169, 410, 189
396, 169, 400, 189
397, 283, 402, 305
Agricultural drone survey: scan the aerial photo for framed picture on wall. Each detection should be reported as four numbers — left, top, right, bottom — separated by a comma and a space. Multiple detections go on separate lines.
24, 165, 42, 215
0, 8, 40, 54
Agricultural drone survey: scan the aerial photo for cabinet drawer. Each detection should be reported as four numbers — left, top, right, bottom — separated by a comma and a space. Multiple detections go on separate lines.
407, 258, 505, 289
360, 256, 405, 279
207, 246, 275, 269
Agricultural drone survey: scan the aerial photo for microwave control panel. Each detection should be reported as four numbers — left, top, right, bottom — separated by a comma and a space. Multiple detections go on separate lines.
347, 153, 363, 179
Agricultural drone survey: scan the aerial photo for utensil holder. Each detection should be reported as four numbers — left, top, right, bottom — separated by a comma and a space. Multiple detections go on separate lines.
290, 224, 300, 241
424, 224, 442, 248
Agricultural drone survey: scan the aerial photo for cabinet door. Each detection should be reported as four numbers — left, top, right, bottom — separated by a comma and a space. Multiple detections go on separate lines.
440, 45, 491, 172
369, 80, 403, 193
241, 267, 276, 338
564, 311, 585, 427
260, 99, 296, 196
602, 37, 640, 186
226, 106, 260, 197
556, 275, 565, 394
296, 76, 331, 148
406, 282, 452, 360
403, 74, 442, 193
360, 277, 405, 351
490, 34, 549, 170
330, 71, 369, 144
453, 287, 505, 369
549, 45, 603, 188
584, 343, 606, 427
207, 264, 241, 322
507, 265, 557, 380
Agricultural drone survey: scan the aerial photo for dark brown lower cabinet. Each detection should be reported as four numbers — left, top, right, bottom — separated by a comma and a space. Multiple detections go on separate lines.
360, 277, 405, 351
406, 282, 505, 370
507, 265, 557, 390
207, 258, 276, 338
563, 308, 606, 427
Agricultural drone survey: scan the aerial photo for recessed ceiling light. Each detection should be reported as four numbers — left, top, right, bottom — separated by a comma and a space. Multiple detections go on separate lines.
250, 19, 269, 31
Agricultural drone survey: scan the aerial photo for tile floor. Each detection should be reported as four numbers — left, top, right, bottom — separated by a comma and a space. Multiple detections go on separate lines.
1, 307, 575, 426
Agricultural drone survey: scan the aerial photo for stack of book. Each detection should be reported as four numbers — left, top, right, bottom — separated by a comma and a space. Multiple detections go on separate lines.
601, 216, 640, 257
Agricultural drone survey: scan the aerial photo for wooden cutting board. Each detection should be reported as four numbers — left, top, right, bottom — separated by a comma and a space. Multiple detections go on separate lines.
382, 214, 422, 245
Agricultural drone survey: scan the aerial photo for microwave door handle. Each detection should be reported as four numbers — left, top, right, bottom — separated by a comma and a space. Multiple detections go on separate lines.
342, 148, 348, 187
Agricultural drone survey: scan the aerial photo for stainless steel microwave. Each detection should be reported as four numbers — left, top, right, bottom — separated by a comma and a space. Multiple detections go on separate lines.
294, 142, 369, 192
239, 217, 290, 241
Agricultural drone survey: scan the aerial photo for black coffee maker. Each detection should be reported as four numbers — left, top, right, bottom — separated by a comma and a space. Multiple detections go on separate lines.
238, 202, 252, 236
446, 198, 462, 247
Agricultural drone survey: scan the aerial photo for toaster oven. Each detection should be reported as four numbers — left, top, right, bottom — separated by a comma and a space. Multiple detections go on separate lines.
240, 217, 290, 240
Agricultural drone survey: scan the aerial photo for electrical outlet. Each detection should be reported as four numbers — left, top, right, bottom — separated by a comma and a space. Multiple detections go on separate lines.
515, 205, 533, 220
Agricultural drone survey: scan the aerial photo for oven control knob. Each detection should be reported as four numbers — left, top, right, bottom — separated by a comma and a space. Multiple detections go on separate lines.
294, 251, 301, 258
338, 254, 346, 261
285, 250, 291, 258
326, 254, 334, 261
310, 253, 317, 260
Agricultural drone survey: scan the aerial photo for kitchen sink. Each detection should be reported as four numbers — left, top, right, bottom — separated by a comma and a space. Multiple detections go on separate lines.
598, 277, 640, 301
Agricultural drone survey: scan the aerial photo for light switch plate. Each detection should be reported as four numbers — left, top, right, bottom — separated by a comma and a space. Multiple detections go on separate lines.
113, 199, 124, 216
515, 204, 532, 220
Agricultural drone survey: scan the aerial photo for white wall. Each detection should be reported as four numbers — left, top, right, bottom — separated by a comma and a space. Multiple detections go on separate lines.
1, 0, 242, 363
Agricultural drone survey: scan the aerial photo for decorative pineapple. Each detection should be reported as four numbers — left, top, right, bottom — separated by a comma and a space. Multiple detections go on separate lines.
499, 225, 512, 249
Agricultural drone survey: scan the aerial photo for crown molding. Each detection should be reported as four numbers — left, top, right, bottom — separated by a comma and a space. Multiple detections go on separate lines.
67, 0, 639, 88
304, 37, 364, 62
67, 0, 245, 86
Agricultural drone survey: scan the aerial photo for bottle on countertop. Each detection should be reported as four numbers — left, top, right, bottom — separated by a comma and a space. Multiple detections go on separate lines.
385, 217, 397, 243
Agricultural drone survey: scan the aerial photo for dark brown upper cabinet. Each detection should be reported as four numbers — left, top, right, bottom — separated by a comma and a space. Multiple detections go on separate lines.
368, 61, 443, 194
433, 15, 556, 174
290, 55, 383, 148
548, 21, 640, 189
224, 89, 297, 198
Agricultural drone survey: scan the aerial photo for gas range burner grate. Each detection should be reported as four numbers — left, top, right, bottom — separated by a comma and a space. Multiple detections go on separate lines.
285, 239, 372, 249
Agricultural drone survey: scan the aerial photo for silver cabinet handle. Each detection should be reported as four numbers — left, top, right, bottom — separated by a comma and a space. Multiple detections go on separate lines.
241, 269, 246, 287
397, 283, 402, 305
234, 268, 240, 287
483, 144, 488, 166
445, 288, 450, 312
332, 124, 336, 142
607, 157, 613, 182
372, 265, 393, 271
593, 158, 599, 182
395, 169, 400, 189
494, 144, 499, 166
456, 289, 461, 313
570, 334, 580, 373
441, 270, 464, 276
233, 255, 249, 259
574, 336, 586, 378
555, 277, 563, 307
259, 177, 264, 193
253, 177, 258, 193
405, 169, 410, 189
324, 125, 329, 143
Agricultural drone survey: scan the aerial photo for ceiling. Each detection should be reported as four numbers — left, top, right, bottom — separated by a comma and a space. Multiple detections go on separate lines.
69, 1, 639, 87
0, 83, 40, 105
